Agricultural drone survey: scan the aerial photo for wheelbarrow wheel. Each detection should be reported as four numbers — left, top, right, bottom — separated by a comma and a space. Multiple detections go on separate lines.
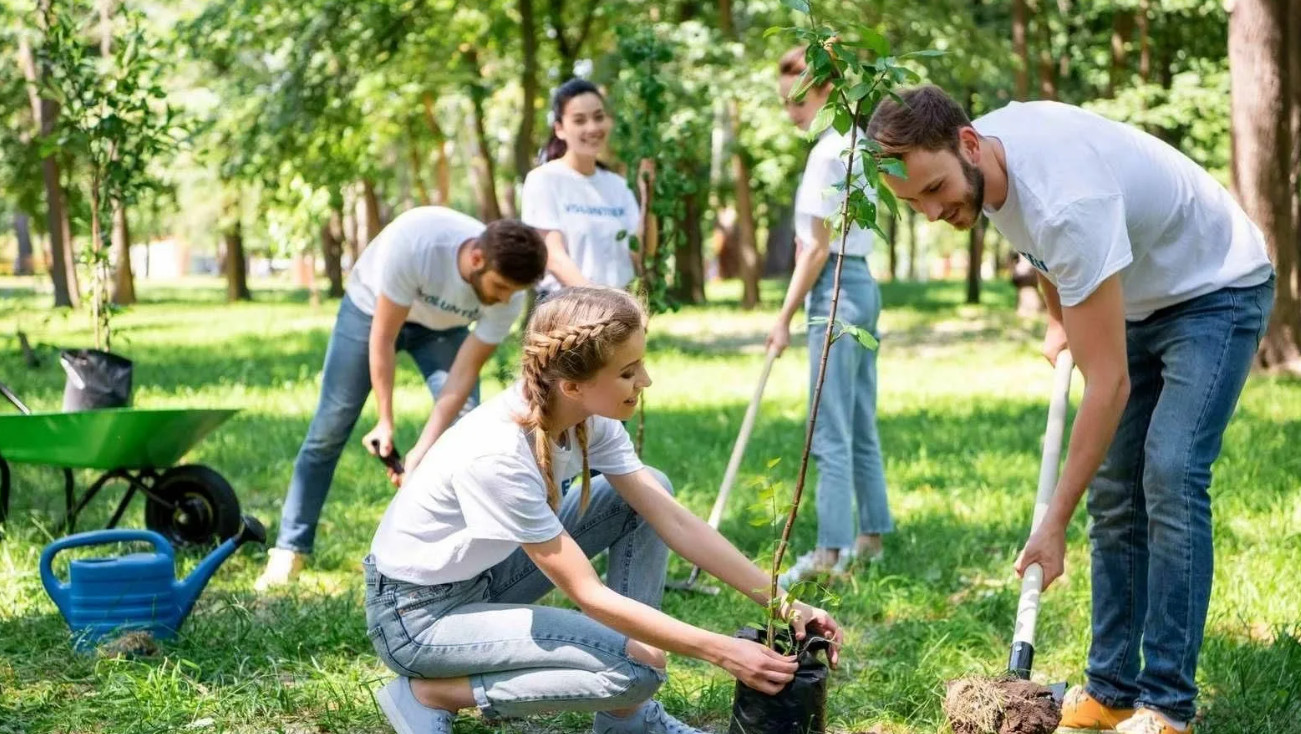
144, 465, 241, 547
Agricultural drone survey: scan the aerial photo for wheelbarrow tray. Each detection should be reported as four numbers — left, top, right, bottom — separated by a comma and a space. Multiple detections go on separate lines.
0, 409, 237, 470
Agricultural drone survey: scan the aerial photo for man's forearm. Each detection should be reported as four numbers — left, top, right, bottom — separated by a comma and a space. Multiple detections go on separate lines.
369, 345, 399, 426
1045, 372, 1129, 528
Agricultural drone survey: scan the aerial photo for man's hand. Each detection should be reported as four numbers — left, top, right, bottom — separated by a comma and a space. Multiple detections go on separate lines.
1014, 519, 1067, 591
1042, 320, 1068, 367
766, 320, 792, 357
362, 422, 395, 460
784, 601, 843, 669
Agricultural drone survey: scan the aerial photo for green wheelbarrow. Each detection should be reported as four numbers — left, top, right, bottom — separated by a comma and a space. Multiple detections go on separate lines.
0, 380, 242, 546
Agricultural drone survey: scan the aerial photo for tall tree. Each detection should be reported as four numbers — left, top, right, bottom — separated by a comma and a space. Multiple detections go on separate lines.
515, 0, 540, 182
546, 0, 599, 76
13, 213, 34, 276
1012, 0, 1030, 100
101, 0, 135, 306
1229, 0, 1300, 371
17, 1, 78, 308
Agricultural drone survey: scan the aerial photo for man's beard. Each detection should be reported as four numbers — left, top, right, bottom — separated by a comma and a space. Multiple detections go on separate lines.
468, 266, 492, 304
955, 156, 986, 230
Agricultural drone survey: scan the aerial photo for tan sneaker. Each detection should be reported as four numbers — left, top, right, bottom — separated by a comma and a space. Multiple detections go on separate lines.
853, 533, 885, 562
254, 548, 306, 591
1058, 685, 1136, 732
1115, 709, 1192, 734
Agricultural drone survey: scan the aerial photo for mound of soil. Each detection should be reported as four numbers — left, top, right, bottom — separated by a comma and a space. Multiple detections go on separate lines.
943, 676, 1061, 734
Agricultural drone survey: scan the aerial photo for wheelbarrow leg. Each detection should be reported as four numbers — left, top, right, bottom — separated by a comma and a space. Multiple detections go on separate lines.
63, 468, 76, 535
1, 455, 10, 535
64, 469, 129, 534
106, 471, 154, 529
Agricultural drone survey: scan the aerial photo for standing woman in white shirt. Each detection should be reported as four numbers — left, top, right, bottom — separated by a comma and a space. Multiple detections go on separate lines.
522, 78, 654, 294
766, 46, 893, 586
364, 287, 843, 734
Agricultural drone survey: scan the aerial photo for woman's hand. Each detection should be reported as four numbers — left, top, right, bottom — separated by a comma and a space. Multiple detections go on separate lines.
716, 637, 798, 694
784, 601, 843, 669
637, 158, 656, 195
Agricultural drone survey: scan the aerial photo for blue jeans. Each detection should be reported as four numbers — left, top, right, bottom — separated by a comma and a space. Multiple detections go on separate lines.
1085, 276, 1275, 722
808, 255, 893, 549
275, 295, 478, 553
363, 469, 673, 720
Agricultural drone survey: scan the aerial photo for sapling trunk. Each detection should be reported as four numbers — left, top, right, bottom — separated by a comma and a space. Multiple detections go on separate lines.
769, 96, 867, 648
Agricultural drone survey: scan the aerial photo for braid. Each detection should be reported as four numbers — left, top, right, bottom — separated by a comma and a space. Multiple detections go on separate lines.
574, 421, 592, 515
522, 322, 610, 370
520, 358, 561, 511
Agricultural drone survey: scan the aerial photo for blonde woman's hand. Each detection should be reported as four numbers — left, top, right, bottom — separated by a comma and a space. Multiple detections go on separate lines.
784, 601, 843, 669
717, 637, 798, 694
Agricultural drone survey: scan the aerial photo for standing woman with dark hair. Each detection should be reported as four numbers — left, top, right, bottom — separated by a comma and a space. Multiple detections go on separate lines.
522, 78, 655, 294
767, 46, 893, 586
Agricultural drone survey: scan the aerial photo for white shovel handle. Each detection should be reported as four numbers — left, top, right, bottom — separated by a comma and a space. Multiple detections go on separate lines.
705, 347, 780, 529
1013, 350, 1074, 647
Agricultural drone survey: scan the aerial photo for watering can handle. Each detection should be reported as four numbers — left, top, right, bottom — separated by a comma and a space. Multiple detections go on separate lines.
40, 529, 173, 613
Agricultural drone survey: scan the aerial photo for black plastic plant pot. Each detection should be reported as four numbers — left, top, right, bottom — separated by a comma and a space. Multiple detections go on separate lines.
729, 626, 831, 734
60, 349, 133, 411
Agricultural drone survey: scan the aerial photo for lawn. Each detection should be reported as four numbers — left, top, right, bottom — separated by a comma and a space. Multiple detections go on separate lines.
1, 276, 1298, 734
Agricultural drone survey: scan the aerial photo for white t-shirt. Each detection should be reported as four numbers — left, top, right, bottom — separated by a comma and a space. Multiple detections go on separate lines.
344, 207, 524, 344
794, 128, 874, 257
370, 384, 645, 586
521, 160, 641, 292
975, 101, 1273, 320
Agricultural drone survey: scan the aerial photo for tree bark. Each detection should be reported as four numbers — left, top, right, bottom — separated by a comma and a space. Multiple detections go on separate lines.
359, 178, 382, 248
515, 0, 540, 181
14, 213, 34, 276
673, 183, 706, 304
966, 215, 987, 304
1109, 10, 1134, 97
422, 93, 452, 205
1229, 0, 1301, 370
322, 210, 346, 299
763, 202, 796, 277
729, 104, 760, 309
407, 136, 432, 206
461, 48, 502, 222
885, 212, 898, 281
18, 22, 77, 308
907, 208, 918, 280
224, 219, 251, 302
1036, 6, 1058, 101
110, 206, 135, 304
1012, 0, 1030, 101
1138, 0, 1152, 84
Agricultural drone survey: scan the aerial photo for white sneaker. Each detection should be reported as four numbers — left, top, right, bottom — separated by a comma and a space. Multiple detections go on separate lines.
778, 548, 853, 588
254, 548, 306, 591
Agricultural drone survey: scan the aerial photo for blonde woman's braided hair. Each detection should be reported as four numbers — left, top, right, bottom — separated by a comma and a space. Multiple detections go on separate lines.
519, 287, 645, 514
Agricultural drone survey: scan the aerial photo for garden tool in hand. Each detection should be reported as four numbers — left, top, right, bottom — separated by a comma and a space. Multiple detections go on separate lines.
1007, 349, 1074, 702
667, 346, 780, 595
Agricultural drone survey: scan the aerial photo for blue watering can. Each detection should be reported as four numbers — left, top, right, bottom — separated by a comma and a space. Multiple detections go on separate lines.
40, 515, 265, 651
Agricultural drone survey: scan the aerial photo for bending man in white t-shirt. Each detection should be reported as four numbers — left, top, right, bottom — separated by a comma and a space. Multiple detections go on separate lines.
365, 287, 843, 734
256, 207, 548, 591
868, 86, 1274, 734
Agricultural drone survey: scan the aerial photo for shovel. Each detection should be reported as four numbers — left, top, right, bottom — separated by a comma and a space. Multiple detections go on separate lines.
667, 346, 780, 595
1007, 349, 1074, 702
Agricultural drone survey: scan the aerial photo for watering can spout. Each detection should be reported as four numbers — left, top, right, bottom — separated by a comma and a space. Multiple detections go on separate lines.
174, 515, 265, 620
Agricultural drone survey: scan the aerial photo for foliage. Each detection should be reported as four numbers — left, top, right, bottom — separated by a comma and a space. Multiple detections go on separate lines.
40, 0, 181, 349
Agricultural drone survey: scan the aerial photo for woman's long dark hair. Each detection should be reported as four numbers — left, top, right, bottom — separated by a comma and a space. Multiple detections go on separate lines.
540, 78, 610, 169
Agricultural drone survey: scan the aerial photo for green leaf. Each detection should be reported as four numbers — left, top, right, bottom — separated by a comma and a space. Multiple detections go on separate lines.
807, 103, 835, 139
780, 0, 811, 13
880, 158, 907, 178
764, 26, 790, 38
858, 28, 890, 57
846, 81, 874, 102
833, 105, 852, 135
840, 323, 881, 350
766, 457, 782, 469
902, 49, 945, 59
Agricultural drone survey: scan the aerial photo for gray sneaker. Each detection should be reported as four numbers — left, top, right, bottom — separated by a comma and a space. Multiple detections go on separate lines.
375, 677, 455, 734
593, 700, 709, 734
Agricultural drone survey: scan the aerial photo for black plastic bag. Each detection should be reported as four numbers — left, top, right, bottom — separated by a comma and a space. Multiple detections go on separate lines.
729, 626, 831, 734
60, 349, 133, 411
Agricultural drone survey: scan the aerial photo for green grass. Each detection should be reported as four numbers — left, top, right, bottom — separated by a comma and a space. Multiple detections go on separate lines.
1, 276, 1298, 734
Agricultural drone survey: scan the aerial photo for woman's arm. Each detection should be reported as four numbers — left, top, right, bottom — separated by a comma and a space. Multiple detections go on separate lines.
766, 217, 833, 355
523, 532, 798, 693
540, 230, 592, 287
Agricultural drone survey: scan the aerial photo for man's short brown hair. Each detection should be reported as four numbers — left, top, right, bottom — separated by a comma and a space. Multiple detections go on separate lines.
477, 220, 548, 285
867, 85, 973, 157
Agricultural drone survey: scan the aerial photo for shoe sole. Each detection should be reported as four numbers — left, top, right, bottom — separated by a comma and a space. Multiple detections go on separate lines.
1057, 727, 1113, 733
375, 682, 419, 734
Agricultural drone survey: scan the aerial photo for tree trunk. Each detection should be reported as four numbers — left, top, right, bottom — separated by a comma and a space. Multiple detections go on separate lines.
224, 219, 250, 302
966, 215, 987, 304
719, 0, 732, 34
322, 211, 346, 299
1012, 253, 1044, 315
360, 178, 382, 248
1109, 10, 1134, 97
14, 213, 34, 275
1036, 7, 1058, 101
1230, 0, 1300, 370
907, 208, 918, 280
461, 48, 502, 222
547, 0, 599, 77
110, 205, 135, 304
18, 25, 77, 308
422, 93, 452, 205
515, 0, 540, 180
729, 105, 761, 310
407, 137, 432, 206
885, 213, 898, 281
1012, 0, 1030, 101
1138, 0, 1152, 84
763, 202, 796, 277
673, 183, 706, 304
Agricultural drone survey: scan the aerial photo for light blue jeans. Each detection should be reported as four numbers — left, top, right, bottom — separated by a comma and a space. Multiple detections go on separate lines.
275, 295, 478, 553
363, 469, 673, 720
807, 254, 893, 549
1085, 275, 1274, 723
